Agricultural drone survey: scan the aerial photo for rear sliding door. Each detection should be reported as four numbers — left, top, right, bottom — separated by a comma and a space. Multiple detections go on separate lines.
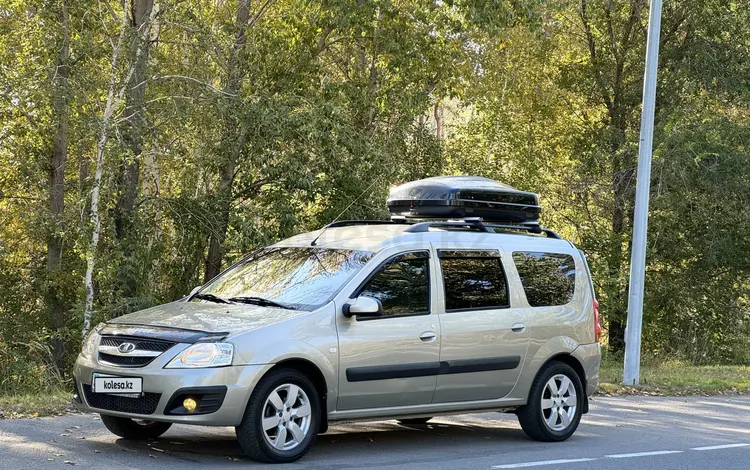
431, 245, 529, 403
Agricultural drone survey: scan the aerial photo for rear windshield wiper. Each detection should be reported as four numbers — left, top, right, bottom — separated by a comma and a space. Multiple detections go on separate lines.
228, 296, 297, 310
192, 293, 231, 304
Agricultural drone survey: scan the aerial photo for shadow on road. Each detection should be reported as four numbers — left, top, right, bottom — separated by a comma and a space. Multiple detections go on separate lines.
113, 416, 531, 464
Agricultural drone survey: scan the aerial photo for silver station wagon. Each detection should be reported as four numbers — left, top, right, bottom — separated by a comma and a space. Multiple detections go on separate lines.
74, 179, 601, 463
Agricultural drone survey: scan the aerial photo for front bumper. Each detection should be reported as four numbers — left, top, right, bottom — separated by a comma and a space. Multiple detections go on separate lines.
73, 351, 272, 426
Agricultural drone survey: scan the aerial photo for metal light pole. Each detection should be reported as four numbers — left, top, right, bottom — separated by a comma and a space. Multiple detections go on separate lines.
623, 0, 662, 386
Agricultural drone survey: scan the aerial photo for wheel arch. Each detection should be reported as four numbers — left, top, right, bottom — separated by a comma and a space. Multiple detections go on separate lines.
267, 358, 330, 433
536, 353, 589, 413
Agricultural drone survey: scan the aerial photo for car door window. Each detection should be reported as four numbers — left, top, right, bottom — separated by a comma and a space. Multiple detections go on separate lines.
357, 251, 430, 318
439, 250, 509, 311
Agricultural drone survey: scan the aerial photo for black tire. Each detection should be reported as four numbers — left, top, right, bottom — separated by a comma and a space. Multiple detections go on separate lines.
100, 414, 172, 439
516, 362, 584, 442
235, 368, 320, 463
397, 417, 432, 425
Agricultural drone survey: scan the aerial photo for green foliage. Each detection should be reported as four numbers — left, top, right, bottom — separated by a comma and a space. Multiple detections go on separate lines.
2, 0, 750, 394
0, 337, 65, 395
646, 113, 750, 364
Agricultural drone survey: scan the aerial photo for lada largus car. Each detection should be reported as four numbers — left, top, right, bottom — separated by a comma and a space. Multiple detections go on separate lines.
73, 177, 601, 463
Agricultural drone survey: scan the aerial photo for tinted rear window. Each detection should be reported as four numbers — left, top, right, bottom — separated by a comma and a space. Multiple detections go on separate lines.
512, 252, 576, 307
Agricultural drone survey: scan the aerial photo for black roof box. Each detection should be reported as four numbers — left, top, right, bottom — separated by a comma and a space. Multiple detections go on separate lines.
387, 176, 540, 224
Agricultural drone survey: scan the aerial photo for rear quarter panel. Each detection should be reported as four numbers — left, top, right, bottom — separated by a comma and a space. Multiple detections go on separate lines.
500, 239, 598, 400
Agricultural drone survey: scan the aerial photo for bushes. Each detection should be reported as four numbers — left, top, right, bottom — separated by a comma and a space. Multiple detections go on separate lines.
0, 338, 65, 396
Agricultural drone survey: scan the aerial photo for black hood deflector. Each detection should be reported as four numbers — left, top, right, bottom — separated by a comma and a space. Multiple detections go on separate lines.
100, 323, 229, 344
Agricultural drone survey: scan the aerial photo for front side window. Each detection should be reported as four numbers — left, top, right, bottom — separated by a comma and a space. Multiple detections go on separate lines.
358, 251, 430, 318
512, 252, 576, 307
196, 247, 374, 311
439, 250, 509, 311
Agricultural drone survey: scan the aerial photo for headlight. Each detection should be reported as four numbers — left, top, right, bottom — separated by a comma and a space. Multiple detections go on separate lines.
165, 343, 234, 368
81, 323, 104, 359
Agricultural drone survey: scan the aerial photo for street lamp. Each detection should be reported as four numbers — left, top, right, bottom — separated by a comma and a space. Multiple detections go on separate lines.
623, 0, 663, 385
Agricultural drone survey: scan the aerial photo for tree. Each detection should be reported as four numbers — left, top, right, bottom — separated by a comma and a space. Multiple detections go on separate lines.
203, 0, 253, 283
83, 0, 154, 339
445, 0, 750, 358
4, 0, 750, 396
47, 0, 71, 371
113, 0, 157, 299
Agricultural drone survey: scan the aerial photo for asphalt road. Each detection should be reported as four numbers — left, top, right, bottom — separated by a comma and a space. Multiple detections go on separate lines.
2, 396, 749, 469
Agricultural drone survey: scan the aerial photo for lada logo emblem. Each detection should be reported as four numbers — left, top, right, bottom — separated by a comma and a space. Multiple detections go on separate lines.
118, 342, 136, 354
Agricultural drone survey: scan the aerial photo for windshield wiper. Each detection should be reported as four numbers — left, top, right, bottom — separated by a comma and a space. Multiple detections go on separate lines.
228, 296, 297, 310
192, 293, 231, 304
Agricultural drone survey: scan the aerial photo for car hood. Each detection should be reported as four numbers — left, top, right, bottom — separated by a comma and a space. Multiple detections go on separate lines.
108, 301, 308, 336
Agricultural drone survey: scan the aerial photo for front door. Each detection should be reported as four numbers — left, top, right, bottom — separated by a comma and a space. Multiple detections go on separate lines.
431, 245, 529, 403
336, 250, 440, 411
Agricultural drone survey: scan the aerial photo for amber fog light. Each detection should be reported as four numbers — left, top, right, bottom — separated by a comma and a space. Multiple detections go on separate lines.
183, 397, 198, 413
165, 386, 227, 415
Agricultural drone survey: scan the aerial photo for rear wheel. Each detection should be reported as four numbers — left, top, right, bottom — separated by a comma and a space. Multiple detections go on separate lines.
397, 417, 432, 425
517, 362, 583, 442
100, 415, 172, 439
235, 368, 320, 463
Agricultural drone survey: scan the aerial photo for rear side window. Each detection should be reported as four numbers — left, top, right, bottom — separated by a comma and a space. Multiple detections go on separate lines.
512, 252, 576, 307
439, 250, 509, 311
358, 251, 430, 317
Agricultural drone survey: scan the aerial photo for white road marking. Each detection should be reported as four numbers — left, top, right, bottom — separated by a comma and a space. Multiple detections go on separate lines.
491, 458, 596, 469
691, 443, 750, 451
605, 450, 683, 458
490, 443, 750, 469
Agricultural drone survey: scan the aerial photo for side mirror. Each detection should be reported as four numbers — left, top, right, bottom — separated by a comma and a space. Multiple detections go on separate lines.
187, 285, 202, 300
343, 296, 383, 319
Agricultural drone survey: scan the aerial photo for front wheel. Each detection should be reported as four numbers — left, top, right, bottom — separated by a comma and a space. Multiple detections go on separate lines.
235, 368, 320, 463
516, 362, 584, 442
100, 415, 172, 439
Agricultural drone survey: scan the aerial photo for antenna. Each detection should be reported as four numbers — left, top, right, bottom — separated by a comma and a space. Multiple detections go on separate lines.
311, 178, 381, 246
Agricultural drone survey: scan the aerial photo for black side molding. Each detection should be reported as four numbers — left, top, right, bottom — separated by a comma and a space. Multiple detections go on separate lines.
439, 356, 521, 375
346, 356, 521, 382
346, 362, 441, 382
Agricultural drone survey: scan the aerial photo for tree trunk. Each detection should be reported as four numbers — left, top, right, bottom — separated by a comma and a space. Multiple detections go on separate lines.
113, 0, 155, 298
203, 161, 235, 282
607, 109, 633, 354
77, 148, 89, 195
578, 1, 641, 355
203, 0, 251, 283
47, 0, 70, 373
434, 102, 443, 140
82, 4, 143, 340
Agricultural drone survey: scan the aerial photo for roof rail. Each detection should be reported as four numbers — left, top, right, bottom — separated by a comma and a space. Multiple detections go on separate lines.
486, 223, 561, 239
310, 219, 409, 246
323, 219, 409, 229
403, 219, 561, 239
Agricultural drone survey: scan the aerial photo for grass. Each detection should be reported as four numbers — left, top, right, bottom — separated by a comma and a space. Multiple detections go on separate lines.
598, 357, 750, 396
0, 390, 72, 419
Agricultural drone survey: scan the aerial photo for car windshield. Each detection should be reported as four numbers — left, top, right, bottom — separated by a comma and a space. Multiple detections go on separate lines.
194, 247, 374, 311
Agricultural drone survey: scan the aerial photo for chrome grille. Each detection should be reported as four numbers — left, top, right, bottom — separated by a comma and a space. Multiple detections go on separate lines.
100, 336, 175, 352
98, 336, 176, 368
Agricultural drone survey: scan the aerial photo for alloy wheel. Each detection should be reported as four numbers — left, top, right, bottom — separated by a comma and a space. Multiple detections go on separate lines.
541, 373, 577, 432
261, 383, 312, 451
